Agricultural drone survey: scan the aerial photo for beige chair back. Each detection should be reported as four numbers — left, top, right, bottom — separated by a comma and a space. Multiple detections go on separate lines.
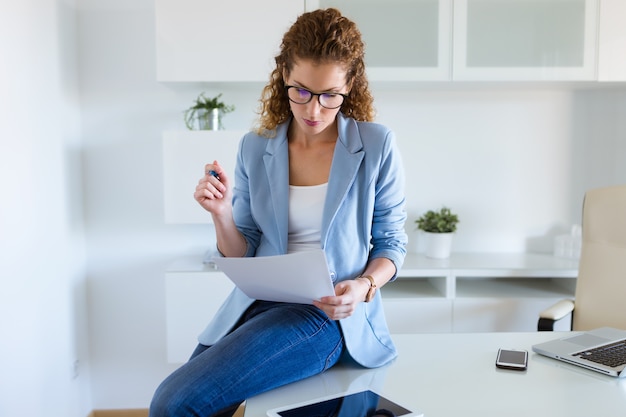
573, 184, 626, 331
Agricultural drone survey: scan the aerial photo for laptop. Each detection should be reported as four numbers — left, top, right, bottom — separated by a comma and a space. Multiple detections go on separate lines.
532, 327, 626, 377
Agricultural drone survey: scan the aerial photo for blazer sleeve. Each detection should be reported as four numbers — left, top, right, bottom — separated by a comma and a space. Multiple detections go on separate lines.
369, 128, 408, 279
231, 133, 262, 257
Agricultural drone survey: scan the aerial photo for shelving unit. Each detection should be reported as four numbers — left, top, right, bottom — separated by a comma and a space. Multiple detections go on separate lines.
165, 252, 578, 362
393, 252, 578, 298
381, 252, 578, 334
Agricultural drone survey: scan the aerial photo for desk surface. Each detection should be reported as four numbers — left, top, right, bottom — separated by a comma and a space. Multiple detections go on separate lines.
244, 332, 626, 417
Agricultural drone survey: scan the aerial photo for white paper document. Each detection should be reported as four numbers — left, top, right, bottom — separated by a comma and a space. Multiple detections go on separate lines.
211, 250, 336, 304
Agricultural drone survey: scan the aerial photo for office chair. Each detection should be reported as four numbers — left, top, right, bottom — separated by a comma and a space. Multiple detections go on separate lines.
538, 184, 626, 331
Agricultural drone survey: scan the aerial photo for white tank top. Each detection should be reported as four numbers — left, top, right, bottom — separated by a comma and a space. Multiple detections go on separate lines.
287, 183, 328, 253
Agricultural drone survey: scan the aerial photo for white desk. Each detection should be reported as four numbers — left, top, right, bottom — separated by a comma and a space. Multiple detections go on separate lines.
244, 332, 626, 417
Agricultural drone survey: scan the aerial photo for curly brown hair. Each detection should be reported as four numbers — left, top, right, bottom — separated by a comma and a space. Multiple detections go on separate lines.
255, 8, 375, 136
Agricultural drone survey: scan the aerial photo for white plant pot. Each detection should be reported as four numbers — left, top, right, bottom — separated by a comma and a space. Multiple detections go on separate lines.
424, 232, 453, 259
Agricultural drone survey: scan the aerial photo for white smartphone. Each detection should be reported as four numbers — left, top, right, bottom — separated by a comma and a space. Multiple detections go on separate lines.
495, 348, 528, 371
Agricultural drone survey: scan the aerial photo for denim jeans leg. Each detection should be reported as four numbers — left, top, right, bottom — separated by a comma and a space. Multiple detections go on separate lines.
149, 302, 344, 417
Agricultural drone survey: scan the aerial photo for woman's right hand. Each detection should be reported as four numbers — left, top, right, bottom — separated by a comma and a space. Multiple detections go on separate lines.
194, 160, 232, 217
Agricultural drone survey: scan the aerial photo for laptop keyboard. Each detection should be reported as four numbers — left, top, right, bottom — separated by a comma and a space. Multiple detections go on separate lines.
573, 339, 626, 368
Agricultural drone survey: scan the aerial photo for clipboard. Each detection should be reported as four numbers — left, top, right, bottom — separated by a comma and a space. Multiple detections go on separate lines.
211, 250, 336, 304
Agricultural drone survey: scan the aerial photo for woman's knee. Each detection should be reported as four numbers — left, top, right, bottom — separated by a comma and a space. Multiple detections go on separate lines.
148, 382, 175, 417
149, 376, 194, 417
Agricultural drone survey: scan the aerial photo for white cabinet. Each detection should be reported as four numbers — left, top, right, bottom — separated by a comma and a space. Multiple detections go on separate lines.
165, 257, 235, 363
310, 0, 603, 82
155, 0, 303, 81
452, 278, 574, 332
382, 279, 453, 333
390, 253, 578, 333
156, 0, 623, 83
452, 0, 599, 81
309, 0, 453, 81
162, 130, 244, 224
597, 0, 626, 81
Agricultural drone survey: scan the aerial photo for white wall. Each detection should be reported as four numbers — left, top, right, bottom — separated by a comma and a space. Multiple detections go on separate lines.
372, 84, 626, 253
0, 1, 91, 416
2, 0, 625, 412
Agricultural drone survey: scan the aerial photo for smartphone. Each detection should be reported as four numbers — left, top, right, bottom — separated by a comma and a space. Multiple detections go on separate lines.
495, 348, 528, 371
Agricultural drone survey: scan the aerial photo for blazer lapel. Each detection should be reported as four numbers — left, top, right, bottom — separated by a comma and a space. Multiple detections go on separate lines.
263, 125, 290, 254
321, 114, 365, 246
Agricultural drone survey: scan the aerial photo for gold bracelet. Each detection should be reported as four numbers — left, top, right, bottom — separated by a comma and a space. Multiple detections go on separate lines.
356, 275, 377, 302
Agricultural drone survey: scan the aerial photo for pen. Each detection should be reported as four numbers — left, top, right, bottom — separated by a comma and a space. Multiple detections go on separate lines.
207, 170, 220, 180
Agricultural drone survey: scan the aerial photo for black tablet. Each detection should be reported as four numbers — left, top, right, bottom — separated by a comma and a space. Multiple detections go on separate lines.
266, 389, 422, 417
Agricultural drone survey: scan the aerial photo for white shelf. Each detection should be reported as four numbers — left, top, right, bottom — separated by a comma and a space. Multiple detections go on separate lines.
400, 252, 579, 277
382, 278, 447, 299
455, 277, 575, 298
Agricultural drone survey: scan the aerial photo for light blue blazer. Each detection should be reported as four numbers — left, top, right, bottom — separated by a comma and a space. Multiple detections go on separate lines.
198, 113, 408, 368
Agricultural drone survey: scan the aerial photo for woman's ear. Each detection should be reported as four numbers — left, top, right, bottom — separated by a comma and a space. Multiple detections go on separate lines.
345, 77, 353, 94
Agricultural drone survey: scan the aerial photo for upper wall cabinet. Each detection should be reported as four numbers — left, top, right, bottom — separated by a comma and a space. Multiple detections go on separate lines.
452, 0, 599, 81
307, 0, 453, 81
310, 0, 601, 81
155, 0, 304, 82
157, 0, 621, 83
597, 0, 626, 81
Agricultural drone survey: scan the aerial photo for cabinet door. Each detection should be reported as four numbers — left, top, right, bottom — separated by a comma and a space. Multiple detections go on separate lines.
597, 0, 626, 81
452, 298, 572, 332
309, 0, 453, 81
156, 0, 303, 81
384, 299, 453, 333
165, 271, 235, 363
453, 0, 598, 81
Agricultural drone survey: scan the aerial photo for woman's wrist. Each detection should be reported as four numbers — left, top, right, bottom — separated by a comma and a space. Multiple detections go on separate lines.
355, 275, 377, 302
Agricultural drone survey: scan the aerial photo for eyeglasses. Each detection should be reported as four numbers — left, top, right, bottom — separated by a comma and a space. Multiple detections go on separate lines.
285, 85, 348, 109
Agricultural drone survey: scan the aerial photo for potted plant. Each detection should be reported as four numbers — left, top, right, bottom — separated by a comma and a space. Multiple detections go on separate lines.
184, 92, 235, 131
415, 207, 459, 259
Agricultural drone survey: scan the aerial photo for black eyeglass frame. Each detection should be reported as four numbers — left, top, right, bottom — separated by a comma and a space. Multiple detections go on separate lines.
284, 85, 349, 109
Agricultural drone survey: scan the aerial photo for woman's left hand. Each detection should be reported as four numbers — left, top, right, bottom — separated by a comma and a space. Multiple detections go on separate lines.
313, 279, 370, 320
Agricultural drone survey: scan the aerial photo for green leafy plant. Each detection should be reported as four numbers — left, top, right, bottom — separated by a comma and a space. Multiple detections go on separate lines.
184, 93, 235, 130
415, 207, 459, 233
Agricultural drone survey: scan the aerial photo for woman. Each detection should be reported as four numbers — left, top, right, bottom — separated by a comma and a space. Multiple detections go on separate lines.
150, 8, 407, 417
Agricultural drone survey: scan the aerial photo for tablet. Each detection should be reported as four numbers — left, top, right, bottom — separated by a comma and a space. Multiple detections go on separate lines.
266, 389, 422, 417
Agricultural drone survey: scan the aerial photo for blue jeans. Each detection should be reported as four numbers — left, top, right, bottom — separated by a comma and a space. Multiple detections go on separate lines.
149, 301, 344, 417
